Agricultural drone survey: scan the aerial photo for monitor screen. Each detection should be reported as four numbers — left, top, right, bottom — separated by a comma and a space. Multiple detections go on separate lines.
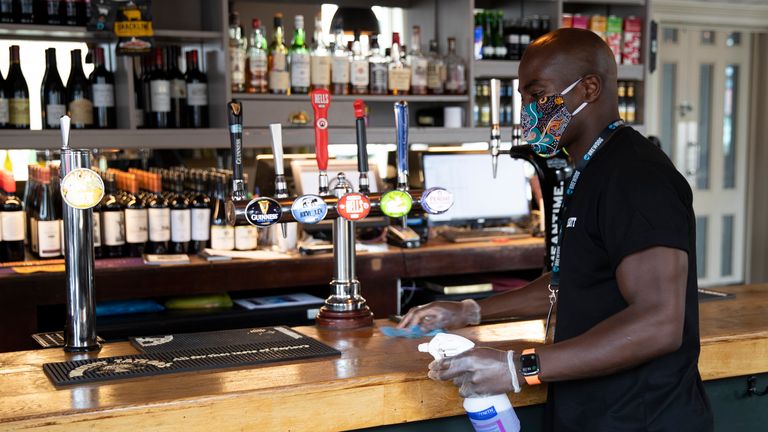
422, 153, 530, 225
290, 160, 382, 196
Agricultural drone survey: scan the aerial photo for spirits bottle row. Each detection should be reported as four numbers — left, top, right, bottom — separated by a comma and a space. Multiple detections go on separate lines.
618, 81, 638, 125
474, 10, 551, 61
0, 0, 89, 26
133, 46, 210, 129
229, 12, 467, 96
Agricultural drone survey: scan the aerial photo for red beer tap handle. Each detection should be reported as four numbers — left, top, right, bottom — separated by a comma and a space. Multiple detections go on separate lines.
354, 99, 366, 119
311, 89, 330, 171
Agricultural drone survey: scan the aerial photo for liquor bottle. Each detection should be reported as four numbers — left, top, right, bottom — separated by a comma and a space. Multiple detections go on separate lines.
145, 174, 170, 254
426, 40, 445, 95
149, 47, 172, 128
66, 49, 93, 129
350, 34, 369, 95
246, 18, 268, 94
289, 14, 310, 95
388, 33, 410, 96
167, 46, 186, 128
494, 11, 507, 60
444, 38, 467, 95
0, 62, 8, 128
0, 0, 13, 23
99, 173, 125, 258
482, 11, 494, 60
625, 82, 637, 124
519, 18, 532, 56
228, 11, 247, 93
46, 0, 62, 25
409, 26, 428, 95
330, 21, 350, 95
35, 168, 61, 259
90, 47, 116, 129
189, 173, 211, 253
123, 175, 147, 257
268, 13, 289, 95
368, 35, 388, 95
479, 80, 490, 126
0, 171, 24, 262
41, 48, 66, 129
505, 19, 520, 61
617, 81, 627, 122
473, 12, 483, 60
140, 54, 152, 127
185, 49, 209, 128
8, 46, 30, 129
18, 0, 33, 23
210, 174, 234, 250
310, 13, 331, 91
169, 173, 190, 254
63, 0, 78, 25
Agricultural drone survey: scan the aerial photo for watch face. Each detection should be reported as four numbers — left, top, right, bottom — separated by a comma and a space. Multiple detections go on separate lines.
520, 353, 539, 376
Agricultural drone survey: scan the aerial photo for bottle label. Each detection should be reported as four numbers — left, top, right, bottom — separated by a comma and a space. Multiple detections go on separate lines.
370, 63, 388, 91
332, 56, 350, 84
446, 66, 465, 91
93, 212, 101, 247
37, 219, 61, 258
30, 217, 38, 252
467, 407, 520, 432
69, 98, 93, 125
171, 209, 191, 242
150, 80, 171, 112
234, 225, 258, 250
46, 104, 66, 127
103, 211, 126, 246
249, 52, 268, 78
0, 211, 24, 241
9, 98, 30, 126
92, 83, 115, 108
427, 63, 444, 90
351, 60, 369, 87
290, 52, 311, 88
269, 71, 289, 92
148, 207, 171, 242
271, 51, 287, 71
310, 55, 331, 86
411, 57, 428, 87
191, 208, 211, 241
124, 208, 149, 243
230, 47, 246, 86
186, 83, 208, 106
388, 68, 411, 91
171, 79, 186, 99
0, 98, 8, 124
210, 225, 235, 250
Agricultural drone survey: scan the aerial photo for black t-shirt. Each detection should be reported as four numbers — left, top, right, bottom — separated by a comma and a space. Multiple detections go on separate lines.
544, 127, 714, 432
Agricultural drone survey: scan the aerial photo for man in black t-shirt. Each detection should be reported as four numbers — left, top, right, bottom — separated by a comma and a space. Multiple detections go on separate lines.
399, 28, 713, 431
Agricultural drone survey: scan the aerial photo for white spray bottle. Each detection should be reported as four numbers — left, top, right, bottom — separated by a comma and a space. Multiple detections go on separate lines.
419, 333, 521, 432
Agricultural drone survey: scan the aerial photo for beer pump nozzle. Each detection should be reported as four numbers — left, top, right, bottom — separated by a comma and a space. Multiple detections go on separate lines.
310, 89, 331, 195
270, 123, 289, 238
354, 99, 370, 194
490, 78, 502, 179
227, 100, 247, 202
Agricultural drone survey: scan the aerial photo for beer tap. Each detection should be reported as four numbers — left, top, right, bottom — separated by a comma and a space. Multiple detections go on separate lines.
227, 100, 247, 202
490, 78, 502, 178
380, 101, 414, 227
310, 89, 331, 195
354, 99, 370, 195
269, 123, 289, 238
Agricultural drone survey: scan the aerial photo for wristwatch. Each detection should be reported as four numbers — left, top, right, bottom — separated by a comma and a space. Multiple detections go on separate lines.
520, 348, 541, 385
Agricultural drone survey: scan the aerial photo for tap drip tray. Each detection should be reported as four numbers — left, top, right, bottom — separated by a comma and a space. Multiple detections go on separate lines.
43, 326, 340, 387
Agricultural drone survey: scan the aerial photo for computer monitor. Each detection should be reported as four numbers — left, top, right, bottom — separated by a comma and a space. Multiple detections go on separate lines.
422, 152, 530, 226
290, 159, 382, 196
253, 154, 316, 196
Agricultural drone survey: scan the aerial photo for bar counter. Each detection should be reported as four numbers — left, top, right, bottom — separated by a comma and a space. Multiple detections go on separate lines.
0, 284, 766, 431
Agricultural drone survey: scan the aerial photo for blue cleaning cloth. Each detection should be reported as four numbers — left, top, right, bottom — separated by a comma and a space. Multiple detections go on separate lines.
379, 325, 444, 338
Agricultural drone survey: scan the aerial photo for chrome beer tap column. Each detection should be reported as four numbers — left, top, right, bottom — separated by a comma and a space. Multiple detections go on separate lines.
60, 115, 104, 352
490, 78, 503, 178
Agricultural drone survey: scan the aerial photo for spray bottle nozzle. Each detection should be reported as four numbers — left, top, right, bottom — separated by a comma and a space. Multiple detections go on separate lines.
419, 333, 476, 360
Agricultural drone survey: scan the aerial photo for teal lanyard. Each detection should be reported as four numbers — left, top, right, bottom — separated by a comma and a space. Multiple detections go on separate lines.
545, 119, 626, 340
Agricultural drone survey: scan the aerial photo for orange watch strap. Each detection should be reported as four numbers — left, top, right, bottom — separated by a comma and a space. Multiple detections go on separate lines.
522, 348, 541, 385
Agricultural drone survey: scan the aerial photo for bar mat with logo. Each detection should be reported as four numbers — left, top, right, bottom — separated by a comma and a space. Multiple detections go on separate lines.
129, 326, 313, 354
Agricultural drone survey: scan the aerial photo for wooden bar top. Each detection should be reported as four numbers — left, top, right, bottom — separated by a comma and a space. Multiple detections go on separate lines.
0, 284, 766, 431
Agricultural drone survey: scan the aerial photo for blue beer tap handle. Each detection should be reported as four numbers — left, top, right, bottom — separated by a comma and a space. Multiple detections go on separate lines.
394, 101, 409, 189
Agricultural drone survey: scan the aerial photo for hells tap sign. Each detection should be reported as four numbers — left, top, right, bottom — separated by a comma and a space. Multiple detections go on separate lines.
310, 89, 330, 171
337, 193, 371, 221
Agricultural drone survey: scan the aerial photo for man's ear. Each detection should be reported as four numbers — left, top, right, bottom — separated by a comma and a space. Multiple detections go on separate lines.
581, 74, 601, 103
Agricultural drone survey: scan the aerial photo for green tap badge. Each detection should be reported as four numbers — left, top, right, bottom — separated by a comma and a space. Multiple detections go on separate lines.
380, 190, 413, 218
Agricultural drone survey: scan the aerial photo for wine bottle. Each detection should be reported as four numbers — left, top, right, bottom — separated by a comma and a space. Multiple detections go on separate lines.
289, 14, 310, 95
169, 173, 191, 254
268, 13, 289, 95
184, 49, 209, 128
0, 171, 24, 262
149, 47, 171, 128
189, 172, 211, 254
66, 49, 93, 129
63, 0, 78, 26
100, 173, 125, 258
90, 47, 116, 129
141, 54, 153, 128
246, 18, 268, 94
7, 46, 30, 129
0, 0, 13, 24
210, 174, 234, 250
368, 35, 388, 95
41, 48, 66, 129
0, 58, 9, 128
123, 175, 147, 257
167, 46, 186, 128
17, 0, 33, 23
35, 168, 61, 259
45, 0, 62, 25
146, 173, 170, 254
132, 57, 144, 128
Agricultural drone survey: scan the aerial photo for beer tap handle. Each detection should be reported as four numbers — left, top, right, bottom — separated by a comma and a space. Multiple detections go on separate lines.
490, 78, 502, 179
394, 101, 409, 190
227, 100, 247, 201
60, 115, 71, 150
310, 89, 330, 195
270, 123, 289, 238
354, 99, 370, 194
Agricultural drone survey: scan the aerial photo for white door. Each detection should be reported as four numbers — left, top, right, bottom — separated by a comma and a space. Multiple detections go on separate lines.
656, 25, 751, 287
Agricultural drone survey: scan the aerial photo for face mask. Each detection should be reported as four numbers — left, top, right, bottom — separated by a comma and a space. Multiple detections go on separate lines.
521, 78, 588, 158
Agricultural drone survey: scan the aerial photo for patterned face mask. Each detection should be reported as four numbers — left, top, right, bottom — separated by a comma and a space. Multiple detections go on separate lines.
521, 78, 588, 158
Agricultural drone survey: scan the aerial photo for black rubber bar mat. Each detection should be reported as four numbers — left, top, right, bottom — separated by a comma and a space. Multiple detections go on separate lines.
43, 337, 340, 387
129, 326, 312, 354
32, 331, 105, 349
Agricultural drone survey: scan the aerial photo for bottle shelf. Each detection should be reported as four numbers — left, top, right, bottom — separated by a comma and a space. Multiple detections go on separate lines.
232, 93, 470, 103
563, 0, 646, 5
472, 60, 643, 81
0, 23, 222, 42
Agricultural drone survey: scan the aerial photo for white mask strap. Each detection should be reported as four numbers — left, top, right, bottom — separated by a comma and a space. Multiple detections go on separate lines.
561, 78, 583, 95
572, 102, 588, 116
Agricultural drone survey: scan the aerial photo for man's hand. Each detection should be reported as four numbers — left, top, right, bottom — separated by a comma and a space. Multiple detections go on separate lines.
428, 347, 517, 397
397, 299, 481, 331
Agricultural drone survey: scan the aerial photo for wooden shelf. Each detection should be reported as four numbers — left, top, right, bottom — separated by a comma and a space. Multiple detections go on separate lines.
232, 93, 470, 103
0, 23, 222, 42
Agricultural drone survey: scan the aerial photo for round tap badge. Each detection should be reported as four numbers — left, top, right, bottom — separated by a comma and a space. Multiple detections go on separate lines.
379, 190, 413, 218
245, 197, 282, 227
291, 194, 328, 224
60, 168, 105, 209
420, 187, 454, 215
337, 193, 371, 221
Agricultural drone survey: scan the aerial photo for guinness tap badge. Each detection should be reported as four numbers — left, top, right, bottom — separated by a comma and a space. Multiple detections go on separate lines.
245, 197, 282, 227
337, 193, 371, 221
291, 194, 329, 224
